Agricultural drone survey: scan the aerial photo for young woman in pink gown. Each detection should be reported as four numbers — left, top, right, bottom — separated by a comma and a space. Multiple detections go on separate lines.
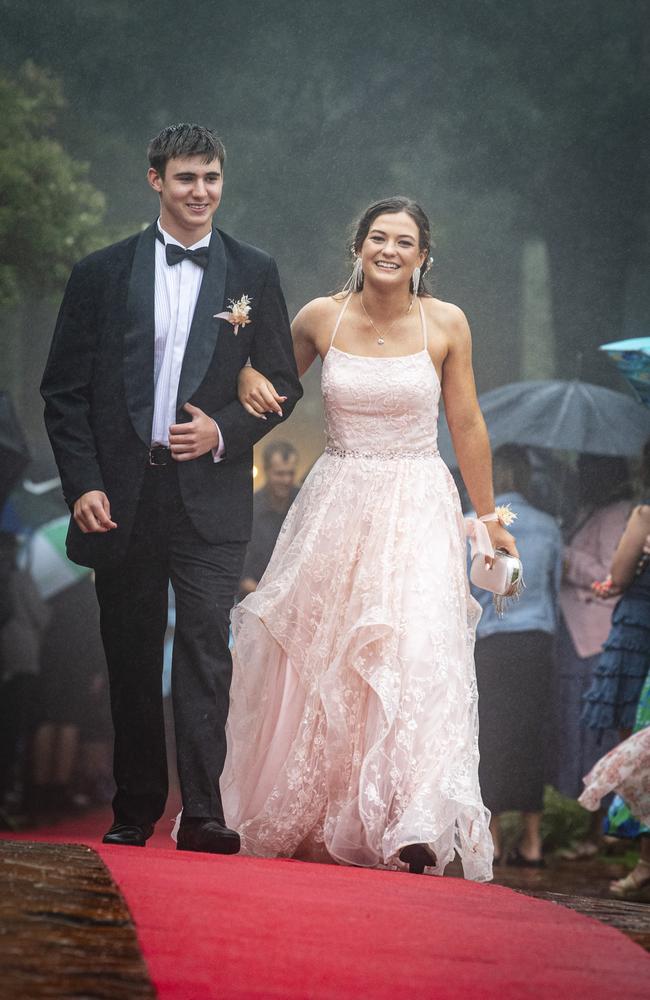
222, 198, 517, 879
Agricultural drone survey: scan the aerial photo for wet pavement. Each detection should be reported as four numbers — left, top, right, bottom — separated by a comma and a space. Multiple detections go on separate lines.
443, 848, 650, 949
492, 855, 650, 951
494, 853, 632, 899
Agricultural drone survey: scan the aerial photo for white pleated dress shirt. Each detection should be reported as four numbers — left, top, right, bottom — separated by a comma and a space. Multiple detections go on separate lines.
151, 221, 224, 460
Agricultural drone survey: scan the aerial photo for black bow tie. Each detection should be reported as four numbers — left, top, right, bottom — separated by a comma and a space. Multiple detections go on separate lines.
156, 228, 210, 269
164, 243, 210, 269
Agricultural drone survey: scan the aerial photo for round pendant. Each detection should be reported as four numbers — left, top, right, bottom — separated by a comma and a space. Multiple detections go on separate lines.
377, 337, 384, 345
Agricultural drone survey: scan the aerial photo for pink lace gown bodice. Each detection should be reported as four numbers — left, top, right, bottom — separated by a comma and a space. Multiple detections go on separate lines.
220, 296, 493, 881
322, 346, 440, 457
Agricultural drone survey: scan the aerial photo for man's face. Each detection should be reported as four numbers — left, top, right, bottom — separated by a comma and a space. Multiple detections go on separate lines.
266, 453, 298, 502
147, 155, 223, 240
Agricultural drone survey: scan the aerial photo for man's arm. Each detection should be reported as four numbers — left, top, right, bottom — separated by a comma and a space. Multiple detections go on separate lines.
209, 258, 303, 460
40, 261, 107, 508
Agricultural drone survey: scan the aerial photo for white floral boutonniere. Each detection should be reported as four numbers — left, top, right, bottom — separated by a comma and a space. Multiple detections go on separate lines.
214, 294, 252, 335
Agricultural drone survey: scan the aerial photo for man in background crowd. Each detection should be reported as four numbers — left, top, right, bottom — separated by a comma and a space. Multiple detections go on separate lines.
240, 441, 299, 596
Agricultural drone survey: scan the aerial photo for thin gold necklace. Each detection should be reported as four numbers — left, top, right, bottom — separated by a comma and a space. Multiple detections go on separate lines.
360, 294, 414, 345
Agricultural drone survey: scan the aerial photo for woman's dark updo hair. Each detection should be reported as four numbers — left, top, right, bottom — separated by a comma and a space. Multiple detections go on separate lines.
349, 196, 433, 295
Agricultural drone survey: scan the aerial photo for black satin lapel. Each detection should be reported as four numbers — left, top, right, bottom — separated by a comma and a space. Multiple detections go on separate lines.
124, 223, 156, 446
176, 228, 227, 411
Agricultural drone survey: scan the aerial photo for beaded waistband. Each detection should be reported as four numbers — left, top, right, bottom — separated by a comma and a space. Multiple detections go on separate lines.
325, 445, 439, 460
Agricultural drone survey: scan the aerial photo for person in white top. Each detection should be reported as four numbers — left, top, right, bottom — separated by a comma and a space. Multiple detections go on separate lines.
41, 123, 302, 853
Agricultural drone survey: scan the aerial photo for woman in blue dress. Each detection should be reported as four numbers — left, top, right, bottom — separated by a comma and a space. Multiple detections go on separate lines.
582, 441, 650, 734
581, 439, 650, 900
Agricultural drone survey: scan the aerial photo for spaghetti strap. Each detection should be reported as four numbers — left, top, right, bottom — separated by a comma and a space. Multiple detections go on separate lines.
330, 294, 353, 348
418, 299, 428, 350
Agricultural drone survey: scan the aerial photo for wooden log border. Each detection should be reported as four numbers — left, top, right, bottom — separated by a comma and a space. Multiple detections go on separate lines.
0, 840, 155, 999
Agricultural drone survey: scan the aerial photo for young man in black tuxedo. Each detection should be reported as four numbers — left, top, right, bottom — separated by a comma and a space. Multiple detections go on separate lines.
41, 124, 302, 852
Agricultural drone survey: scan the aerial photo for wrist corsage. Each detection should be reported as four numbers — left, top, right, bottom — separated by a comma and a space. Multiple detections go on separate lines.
479, 504, 518, 527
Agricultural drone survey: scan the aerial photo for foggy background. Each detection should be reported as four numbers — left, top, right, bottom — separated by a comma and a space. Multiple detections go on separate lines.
1, 0, 648, 480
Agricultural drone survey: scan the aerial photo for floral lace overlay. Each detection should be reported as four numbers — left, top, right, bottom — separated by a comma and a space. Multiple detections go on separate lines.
579, 727, 650, 826
221, 342, 493, 881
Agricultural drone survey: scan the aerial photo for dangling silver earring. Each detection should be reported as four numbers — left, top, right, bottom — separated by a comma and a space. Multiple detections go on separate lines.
343, 256, 364, 293
411, 265, 421, 294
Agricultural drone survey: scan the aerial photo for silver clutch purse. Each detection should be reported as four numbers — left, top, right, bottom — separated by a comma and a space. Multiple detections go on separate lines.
470, 548, 525, 618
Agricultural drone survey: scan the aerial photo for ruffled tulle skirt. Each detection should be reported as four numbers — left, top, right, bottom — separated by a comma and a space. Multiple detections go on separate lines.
582, 600, 650, 731
221, 449, 493, 881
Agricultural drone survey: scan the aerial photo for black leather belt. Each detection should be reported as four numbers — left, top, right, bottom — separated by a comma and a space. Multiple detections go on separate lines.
148, 445, 173, 466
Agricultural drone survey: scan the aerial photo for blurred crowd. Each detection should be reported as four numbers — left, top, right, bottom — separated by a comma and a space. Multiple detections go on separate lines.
1, 436, 649, 900
0, 530, 112, 825
467, 440, 650, 900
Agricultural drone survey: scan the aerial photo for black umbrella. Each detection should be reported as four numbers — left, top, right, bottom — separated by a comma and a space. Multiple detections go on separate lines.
0, 392, 30, 511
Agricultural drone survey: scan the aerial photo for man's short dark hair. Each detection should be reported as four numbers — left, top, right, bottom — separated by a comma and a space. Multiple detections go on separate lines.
147, 123, 226, 176
263, 440, 298, 469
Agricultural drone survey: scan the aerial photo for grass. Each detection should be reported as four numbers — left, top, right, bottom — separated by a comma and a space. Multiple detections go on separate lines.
497, 786, 641, 870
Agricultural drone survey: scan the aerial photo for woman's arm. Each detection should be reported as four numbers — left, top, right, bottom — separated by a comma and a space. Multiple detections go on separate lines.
237, 366, 286, 419
238, 299, 325, 416
291, 301, 320, 377
610, 504, 650, 590
441, 305, 517, 556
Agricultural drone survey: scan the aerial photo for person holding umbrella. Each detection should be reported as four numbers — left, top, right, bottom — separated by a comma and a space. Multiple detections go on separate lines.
549, 455, 632, 830
470, 444, 563, 867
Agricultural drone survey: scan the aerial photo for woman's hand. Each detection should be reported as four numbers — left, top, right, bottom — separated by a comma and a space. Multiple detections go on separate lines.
238, 366, 286, 419
486, 520, 519, 560
591, 575, 622, 599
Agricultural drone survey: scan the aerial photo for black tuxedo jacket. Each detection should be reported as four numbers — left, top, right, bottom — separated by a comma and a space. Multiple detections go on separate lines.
41, 221, 302, 569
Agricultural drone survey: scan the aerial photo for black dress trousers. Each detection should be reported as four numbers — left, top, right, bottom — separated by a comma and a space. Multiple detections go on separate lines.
94, 461, 246, 827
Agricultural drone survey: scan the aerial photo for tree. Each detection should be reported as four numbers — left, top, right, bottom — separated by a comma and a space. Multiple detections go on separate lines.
0, 61, 106, 306
0, 62, 107, 438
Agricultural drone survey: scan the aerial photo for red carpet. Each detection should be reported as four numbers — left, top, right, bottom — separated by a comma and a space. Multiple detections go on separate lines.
5, 810, 650, 998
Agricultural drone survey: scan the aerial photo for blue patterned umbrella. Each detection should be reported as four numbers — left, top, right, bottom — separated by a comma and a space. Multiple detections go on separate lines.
600, 337, 650, 408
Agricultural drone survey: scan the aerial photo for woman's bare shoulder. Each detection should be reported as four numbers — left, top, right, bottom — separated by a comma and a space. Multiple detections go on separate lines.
294, 295, 343, 324
422, 296, 471, 339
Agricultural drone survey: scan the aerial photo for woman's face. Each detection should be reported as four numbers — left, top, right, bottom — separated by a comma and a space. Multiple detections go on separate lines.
359, 211, 426, 292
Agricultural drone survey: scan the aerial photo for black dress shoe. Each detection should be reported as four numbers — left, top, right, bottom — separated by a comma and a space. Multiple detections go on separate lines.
399, 843, 437, 874
102, 822, 154, 847
176, 818, 241, 855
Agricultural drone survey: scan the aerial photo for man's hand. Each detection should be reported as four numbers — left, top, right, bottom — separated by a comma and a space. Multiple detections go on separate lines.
73, 491, 117, 533
169, 403, 220, 461
238, 366, 286, 419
